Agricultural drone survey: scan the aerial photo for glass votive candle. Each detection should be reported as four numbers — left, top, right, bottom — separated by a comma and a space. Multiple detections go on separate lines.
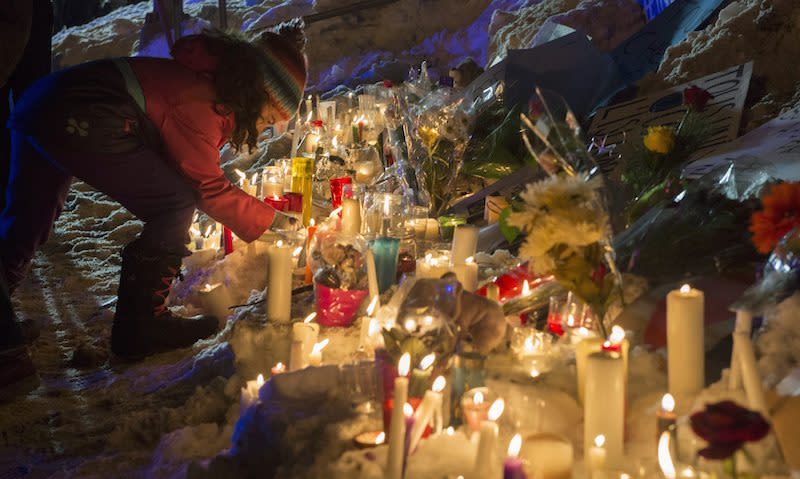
284, 192, 303, 214
437, 214, 467, 242
415, 249, 453, 279
262, 165, 285, 199
264, 194, 289, 212
350, 147, 383, 184
329, 176, 353, 210
461, 387, 496, 433
362, 192, 403, 238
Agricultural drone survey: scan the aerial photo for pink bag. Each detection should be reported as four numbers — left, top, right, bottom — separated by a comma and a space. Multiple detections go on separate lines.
314, 283, 368, 327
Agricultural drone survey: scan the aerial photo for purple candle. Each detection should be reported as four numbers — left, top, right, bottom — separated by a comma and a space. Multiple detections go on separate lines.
503, 434, 527, 479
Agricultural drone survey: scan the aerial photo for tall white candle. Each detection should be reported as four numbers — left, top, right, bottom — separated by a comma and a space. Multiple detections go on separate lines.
387, 353, 410, 479
473, 398, 505, 477
453, 257, 479, 292
729, 309, 753, 390
289, 339, 305, 371
732, 332, 768, 414
408, 376, 446, 453
667, 284, 705, 402
451, 225, 478, 265
575, 337, 604, 405
359, 296, 380, 349
267, 240, 293, 322
341, 197, 361, 236
587, 434, 607, 477
584, 351, 625, 469
366, 249, 380, 302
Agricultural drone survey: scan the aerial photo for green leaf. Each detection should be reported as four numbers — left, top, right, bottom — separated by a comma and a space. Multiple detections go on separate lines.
499, 206, 520, 243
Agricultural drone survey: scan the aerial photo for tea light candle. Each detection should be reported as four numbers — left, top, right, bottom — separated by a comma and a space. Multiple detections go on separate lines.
308, 338, 329, 367
354, 431, 385, 449
197, 282, 232, 325
240, 373, 265, 410
264, 194, 289, 212
453, 256, 479, 292
267, 240, 293, 322
461, 387, 493, 433
451, 225, 478, 264
387, 353, 411, 479
270, 362, 286, 376
503, 434, 526, 479
474, 398, 505, 478
667, 284, 705, 402
415, 250, 453, 279
584, 351, 625, 469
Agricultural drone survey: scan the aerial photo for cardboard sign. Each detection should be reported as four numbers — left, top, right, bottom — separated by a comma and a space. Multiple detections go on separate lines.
684, 103, 800, 180
588, 63, 752, 174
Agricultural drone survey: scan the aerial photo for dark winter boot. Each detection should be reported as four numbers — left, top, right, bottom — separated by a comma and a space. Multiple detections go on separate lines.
0, 259, 39, 400
111, 240, 219, 359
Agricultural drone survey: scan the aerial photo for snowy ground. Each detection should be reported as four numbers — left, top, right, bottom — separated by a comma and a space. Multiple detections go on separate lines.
3, 0, 800, 477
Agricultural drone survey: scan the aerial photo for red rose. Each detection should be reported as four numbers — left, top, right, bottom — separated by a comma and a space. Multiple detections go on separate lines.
683, 85, 713, 111
690, 401, 770, 459
383, 79, 394, 88
590, 263, 607, 286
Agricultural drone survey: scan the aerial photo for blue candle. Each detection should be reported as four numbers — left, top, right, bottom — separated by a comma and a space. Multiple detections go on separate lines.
370, 237, 400, 293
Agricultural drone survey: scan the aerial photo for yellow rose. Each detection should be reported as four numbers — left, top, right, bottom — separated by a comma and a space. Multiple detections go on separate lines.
643, 126, 676, 154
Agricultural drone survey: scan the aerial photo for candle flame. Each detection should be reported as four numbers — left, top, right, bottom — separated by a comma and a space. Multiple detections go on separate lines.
594, 435, 605, 448
367, 318, 380, 336
276, 240, 284, 247
404, 319, 417, 332
256, 374, 265, 387
303, 312, 317, 324
275, 362, 284, 370
251, 173, 258, 184
366, 296, 379, 316
292, 246, 303, 257
403, 402, 414, 417
419, 353, 435, 370
422, 315, 434, 326
523, 335, 538, 354
522, 280, 530, 296
311, 338, 329, 356
432, 376, 446, 392
332, 136, 338, 148
474, 391, 484, 405
576, 326, 590, 337
329, 207, 343, 218
507, 434, 522, 458
488, 398, 505, 421
375, 432, 386, 444
272, 194, 281, 201
680, 284, 691, 294
398, 353, 411, 377
530, 368, 541, 378
425, 253, 433, 261
658, 431, 677, 479
566, 314, 576, 327
204, 225, 213, 237
310, 218, 316, 227
307, 94, 312, 101
465, 256, 475, 264
446, 426, 454, 436
609, 325, 626, 344
235, 169, 246, 180
662, 393, 675, 413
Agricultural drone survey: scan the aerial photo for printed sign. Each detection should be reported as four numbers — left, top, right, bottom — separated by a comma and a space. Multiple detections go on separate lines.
684, 104, 800, 180
588, 63, 752, 174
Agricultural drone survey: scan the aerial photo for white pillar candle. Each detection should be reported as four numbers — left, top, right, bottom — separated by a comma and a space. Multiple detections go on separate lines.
732, 332, 768, 414
575, 337, 605, 405
473, 398, 505, 477
387, 353, 410, 479
240, 373, 265, 411
453, 257, 479, 292
341, 197, 361, 236
587, 434, 607, 478
267, 240, 293, 322
520, 432, 573, 479
198, 282, 232, 326
667, 284, 705, 402
308, 338, 329, 367
292, 312, 320, 360
729, 309, 753, 390
408, 376, 446, 453
262, 182, 283, 198
451, 225, 479, 265
289, 339, 306, 371
366, 249, 380, 302
584, 351, 625, 469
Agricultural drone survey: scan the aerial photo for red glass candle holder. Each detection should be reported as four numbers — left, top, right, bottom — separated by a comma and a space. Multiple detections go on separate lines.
285, 192, 303, 214
375, 349, 432, 437
329, 176, 353, 210
264, 195, 289, 212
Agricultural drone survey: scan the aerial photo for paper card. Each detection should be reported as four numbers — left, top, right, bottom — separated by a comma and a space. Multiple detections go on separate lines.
684, 104, 800, 180
588, 63, 752, 175
611, 0, 727, 85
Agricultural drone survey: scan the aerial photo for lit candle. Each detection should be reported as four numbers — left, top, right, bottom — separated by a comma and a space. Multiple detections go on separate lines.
354, 430, 385, 449
575, 336, 605, 405
729, 309, 753, 390
292, 312, 320, 361
587, 434, 606, 477
462, 388, 492, 433
359, 296, 380, 349
264, 194, 289, 212
658, 430, 677, 479
270, 362, 286, 376
409, 376, 447, 452
451, 225, 479, 265
197, 282, 232, 326
453, 256, 479, 292
240, 373, 265, 411
304, 218, 317, 284
503, 434, 527, 479
387, 353, 411, 479
341, 197, 361, 236
262, 166, 285, 198
308, 338, 329, 367
415, 250, 453, 279
401, 402, 415, 476
410, 353, 435, 398
366, 249, 380, 300
584, 351, 625, 469
267, 240, 293, 322
657, 393, 677, 441
289, 338, 305, 372
473, 398, 505, 477
667, 284, 705, 403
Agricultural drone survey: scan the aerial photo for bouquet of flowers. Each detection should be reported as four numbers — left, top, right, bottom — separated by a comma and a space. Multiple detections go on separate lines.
506, 89, 621, 336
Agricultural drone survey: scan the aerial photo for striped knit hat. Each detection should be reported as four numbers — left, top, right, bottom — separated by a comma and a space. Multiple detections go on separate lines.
256, 21, 308, 120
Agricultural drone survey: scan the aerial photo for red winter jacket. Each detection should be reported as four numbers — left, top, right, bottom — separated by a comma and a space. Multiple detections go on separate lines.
128, 36, 275, 242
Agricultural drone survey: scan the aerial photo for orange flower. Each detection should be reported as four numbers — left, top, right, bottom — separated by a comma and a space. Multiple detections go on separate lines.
750, 182, 800, 254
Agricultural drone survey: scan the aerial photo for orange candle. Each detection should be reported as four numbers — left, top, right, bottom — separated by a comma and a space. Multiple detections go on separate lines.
304, 218, 317, 283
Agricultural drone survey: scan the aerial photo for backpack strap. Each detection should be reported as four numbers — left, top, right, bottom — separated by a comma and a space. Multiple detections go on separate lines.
112, 58, 146, 113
